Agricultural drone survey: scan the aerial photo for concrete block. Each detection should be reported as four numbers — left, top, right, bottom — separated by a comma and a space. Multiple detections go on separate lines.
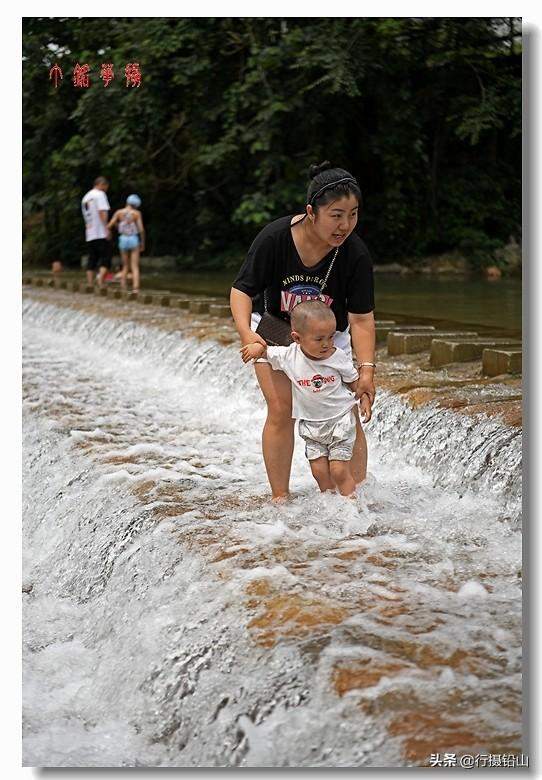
209, 304, 232, 318
98, 287, 108, 297
111, 289, 123, 299
139, 293, 154, 305
84, 285, 95, 294
374, 320, 396, 327
189, 299, 216, 314
70, 281, 80, 292
388, 331, 478, 356
431, 338, 522, 367
175, 298, 191, 309
23, 276, 32, 285
377, 324, 435, 342
160, 294, 171, 307
482, 349, 522, 376
33, 277, 44, 287
46, 278, 55, 288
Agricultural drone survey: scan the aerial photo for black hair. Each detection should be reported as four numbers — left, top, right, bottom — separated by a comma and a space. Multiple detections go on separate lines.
94, 176, 109, 187
306, 161, 362, 212
291, 299, 336, 333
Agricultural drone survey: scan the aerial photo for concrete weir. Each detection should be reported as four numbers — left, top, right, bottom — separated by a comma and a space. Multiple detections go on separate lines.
387, 331, 478, 356
431, 337, 522, 368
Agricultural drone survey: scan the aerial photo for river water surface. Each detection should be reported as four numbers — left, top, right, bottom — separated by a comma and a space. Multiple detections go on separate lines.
22, 294, 522, 767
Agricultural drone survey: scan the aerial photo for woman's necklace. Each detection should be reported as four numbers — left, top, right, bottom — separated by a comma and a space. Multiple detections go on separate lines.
299, 218, 332, 267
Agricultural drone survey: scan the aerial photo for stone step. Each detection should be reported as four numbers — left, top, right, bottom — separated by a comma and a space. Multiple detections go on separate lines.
376, 324, 435, 342
209, 303, 232, 318
117, 290, 139, 301
388, 331, 478, 356
138, 292, 155, 305
173, 297, 192, 309
431, 338, 522, 368
188, 298, 220, 314
482, 348, 522, 377
374, 320, 396, 327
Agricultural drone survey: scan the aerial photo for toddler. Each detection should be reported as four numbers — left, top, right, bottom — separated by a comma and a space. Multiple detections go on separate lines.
241, 300, 372, 496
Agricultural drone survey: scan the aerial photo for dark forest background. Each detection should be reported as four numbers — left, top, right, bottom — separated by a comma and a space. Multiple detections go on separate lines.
22, 17, 522, 271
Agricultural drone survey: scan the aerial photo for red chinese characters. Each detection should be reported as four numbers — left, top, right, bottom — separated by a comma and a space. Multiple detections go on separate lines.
48, 63, 142, 89
100, 63, 114, 88
73, 63, 90, 88
49, 63, 63, 88
124, 63, 142, 88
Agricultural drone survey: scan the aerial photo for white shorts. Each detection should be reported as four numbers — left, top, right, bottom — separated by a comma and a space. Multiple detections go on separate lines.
298, 407, 357, 462
250, 312, 353, 363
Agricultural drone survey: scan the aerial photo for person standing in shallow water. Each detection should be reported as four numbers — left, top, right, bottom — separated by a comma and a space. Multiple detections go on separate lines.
230, 162, 376, 501
81, 176, 112, 289
108, 194, 145, 294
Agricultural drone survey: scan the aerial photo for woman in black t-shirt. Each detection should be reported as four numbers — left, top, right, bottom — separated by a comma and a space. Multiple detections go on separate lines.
230, 162, 376, 501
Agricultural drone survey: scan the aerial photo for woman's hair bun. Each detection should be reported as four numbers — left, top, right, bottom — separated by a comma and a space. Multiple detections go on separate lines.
309, 161, 333, 179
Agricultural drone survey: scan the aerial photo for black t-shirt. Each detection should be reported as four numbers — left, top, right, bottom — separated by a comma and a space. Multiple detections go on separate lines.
232, 215, 374, 332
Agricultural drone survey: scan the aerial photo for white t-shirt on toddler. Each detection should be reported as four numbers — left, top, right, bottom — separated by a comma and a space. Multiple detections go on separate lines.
81, 188, 110, 241
266, 343, 359, 422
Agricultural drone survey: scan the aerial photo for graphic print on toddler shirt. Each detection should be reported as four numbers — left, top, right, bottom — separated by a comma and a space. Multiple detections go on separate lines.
296, 374, 337, 392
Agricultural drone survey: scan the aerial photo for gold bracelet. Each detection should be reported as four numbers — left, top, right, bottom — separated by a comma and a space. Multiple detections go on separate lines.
360, 361, 376, 368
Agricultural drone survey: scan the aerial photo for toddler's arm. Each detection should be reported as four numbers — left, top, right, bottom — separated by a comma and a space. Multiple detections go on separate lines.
240, 342, 267, 363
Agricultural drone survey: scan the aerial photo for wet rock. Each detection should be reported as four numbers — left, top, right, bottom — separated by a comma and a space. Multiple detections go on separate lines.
373, 263, 407, 274
421, 252, 469, 275
484, 265, 502, 280
494, 237, 521, 274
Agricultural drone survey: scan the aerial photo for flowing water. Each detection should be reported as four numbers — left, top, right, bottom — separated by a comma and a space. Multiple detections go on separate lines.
22, 296, 523, 767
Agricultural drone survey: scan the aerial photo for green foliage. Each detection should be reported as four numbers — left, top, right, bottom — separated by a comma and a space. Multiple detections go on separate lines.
23, 17, 521, 268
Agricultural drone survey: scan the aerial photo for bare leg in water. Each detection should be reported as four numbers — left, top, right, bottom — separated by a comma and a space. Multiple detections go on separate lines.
129, 247, 140, 292
254, 362, 295, 501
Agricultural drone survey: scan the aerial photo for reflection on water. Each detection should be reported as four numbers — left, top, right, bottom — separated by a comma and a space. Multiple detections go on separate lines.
145, 271, 522, 337
22, 298, 522, 767
373, 275, 521, 336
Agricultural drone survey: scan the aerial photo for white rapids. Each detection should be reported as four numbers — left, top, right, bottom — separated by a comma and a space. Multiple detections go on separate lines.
22, 296, 522, 767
